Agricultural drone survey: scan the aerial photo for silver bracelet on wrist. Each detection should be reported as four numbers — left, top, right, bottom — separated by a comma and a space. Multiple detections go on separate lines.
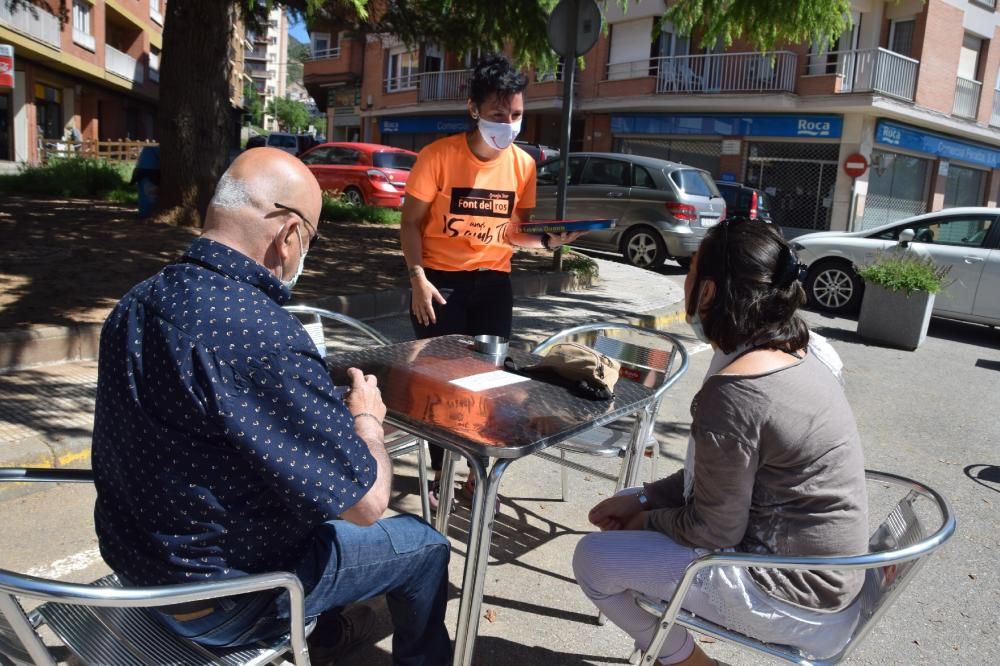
353, 412, 383, 427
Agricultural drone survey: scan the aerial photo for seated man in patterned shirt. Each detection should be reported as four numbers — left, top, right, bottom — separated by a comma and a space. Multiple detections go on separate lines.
91, 147, 451, 665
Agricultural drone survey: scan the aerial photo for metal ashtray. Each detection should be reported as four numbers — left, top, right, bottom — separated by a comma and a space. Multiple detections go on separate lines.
473, 335, 509, 357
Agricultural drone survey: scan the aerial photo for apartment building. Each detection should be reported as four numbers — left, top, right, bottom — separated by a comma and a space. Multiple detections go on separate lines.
0, 0, 166, 167
305, 0, 1000, 232
245, 6, 287, 131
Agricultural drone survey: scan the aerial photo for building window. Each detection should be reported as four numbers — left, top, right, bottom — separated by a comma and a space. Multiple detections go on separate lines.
72, 0, 96, 51
34, 84, 63, 141
149, 46, 160, 82
312, 32, 338, 58
888, 19, 915, 58
149, 0, 163, 25
387, 48, 418, 92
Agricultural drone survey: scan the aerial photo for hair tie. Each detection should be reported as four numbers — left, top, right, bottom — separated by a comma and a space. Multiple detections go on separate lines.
773, 246, 807, 289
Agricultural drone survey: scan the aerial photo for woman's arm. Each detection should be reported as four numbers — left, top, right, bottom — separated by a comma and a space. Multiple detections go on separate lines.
400, 196, 445, 326
643, 429, 758, 549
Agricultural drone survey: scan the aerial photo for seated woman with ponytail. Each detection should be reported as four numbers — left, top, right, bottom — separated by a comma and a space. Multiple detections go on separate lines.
572, 220, 869, 665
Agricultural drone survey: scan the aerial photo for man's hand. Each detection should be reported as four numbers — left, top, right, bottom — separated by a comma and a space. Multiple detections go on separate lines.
545, 230, 588, 249
410, 275, 447, 326
588, 493, 646, 531
345, 367, 386, 429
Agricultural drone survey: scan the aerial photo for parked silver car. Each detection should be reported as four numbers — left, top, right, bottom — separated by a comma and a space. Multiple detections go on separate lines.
793, 207, 1000, 326
533, 153, 727, 269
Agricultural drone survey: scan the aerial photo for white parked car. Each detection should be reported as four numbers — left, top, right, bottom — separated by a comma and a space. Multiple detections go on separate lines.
792, 207, 1000, 326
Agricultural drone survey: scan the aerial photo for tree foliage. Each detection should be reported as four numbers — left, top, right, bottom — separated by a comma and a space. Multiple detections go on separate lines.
243, 82, 264, 127
662, 0, 854, 51
266, 96, 312, 133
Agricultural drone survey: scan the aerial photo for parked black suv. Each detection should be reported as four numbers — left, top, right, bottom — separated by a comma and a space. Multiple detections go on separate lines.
714, 181, 773, 224
514, 141, 560, 165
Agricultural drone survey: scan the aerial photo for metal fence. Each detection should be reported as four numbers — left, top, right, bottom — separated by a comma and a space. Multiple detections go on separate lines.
745, 142, 840, 231
606, 51, 797, 94
38, 139, 158, 164
810, 48, 918, 101
952, 77, 982, 119
418, 69, 472, 102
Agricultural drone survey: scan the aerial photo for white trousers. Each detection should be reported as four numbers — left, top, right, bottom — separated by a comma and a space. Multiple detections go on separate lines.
572, 489, 860, 663
572, 518, 715, 663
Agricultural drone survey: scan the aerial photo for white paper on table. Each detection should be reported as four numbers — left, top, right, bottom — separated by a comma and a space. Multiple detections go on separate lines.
449, 370, 530, 392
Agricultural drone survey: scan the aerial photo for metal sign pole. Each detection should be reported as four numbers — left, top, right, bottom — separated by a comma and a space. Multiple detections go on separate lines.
553, 0, 579, 271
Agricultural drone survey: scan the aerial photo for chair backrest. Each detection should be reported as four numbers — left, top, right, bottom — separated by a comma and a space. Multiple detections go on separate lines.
660, 470, 957, 665
532, 323, 689, 400
284, 304, 390, 357
0, 469, 312, 666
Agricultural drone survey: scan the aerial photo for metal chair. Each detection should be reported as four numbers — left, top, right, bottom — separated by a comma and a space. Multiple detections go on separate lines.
0, 468, 314, 666
284, 304, 431, 523
530, 323, 689, 501
631, 470, 957, 666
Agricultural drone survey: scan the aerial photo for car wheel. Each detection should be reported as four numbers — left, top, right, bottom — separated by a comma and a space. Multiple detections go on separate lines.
622, 227, 666, 269
806, 260, 863, 313
344, 187, 365, 206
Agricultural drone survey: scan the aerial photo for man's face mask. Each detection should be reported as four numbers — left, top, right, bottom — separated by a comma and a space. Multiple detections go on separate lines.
476, 115, 522, 150
281, 228, 307, 290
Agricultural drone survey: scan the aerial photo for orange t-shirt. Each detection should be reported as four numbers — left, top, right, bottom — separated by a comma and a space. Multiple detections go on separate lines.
405, 133, 537, 272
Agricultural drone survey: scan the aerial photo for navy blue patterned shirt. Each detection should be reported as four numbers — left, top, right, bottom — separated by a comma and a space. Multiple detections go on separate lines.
92, 238, 376, 586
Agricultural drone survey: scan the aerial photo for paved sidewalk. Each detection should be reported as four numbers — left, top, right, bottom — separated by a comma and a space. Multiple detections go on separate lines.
0, 256, 685, 477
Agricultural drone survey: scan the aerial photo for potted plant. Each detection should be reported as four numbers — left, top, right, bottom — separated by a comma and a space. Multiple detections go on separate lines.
854, 234, 951, 351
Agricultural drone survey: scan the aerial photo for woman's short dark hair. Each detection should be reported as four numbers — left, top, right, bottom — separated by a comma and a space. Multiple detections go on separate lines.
689, 220, 809, 354
468, 54, 528, 107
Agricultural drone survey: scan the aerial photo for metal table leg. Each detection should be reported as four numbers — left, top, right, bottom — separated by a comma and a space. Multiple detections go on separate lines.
452, 455, 510, 666
618, 406, 654, 491
434, 449, 458, 534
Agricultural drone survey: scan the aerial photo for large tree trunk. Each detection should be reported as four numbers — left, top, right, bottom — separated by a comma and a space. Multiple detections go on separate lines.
156, 0, 238, 227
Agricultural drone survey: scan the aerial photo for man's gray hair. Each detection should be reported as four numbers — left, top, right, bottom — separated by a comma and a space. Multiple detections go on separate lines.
210, 172, 254, 210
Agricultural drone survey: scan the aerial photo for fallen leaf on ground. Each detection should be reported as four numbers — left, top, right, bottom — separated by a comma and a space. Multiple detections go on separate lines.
698, 637, 716, 643
968, 573, 977, 580
484, 609, 497, 623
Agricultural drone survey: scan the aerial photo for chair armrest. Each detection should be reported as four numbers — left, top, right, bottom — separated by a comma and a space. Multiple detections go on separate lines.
0, 468, 94, 484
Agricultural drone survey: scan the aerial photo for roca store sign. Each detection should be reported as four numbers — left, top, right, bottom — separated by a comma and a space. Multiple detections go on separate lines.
609, 113, 844, 139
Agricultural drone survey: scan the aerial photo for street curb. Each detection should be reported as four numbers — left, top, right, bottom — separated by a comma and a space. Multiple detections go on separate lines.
0, 434, 93, 500
0, 271, 595, 372
626, 303, 687, 331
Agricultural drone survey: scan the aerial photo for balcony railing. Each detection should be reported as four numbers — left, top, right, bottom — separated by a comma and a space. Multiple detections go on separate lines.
385, 72, 419, 93
0, 2, 61, 49
606, 51, 797, 94
304, 47, 341, 61
811, 48, 918, 101
418, 69, 472, 101
246, 47, 268, 60
990, 90, 1000, 128
106, 45, 144, 84
953, 76, 982, 119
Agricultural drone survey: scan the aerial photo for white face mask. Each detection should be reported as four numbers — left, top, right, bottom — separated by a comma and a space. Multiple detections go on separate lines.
281, 228, 307, 290
476, 117, 521, 150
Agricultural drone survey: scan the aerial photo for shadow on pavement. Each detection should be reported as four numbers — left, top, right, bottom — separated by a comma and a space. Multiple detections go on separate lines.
964, 464, 1000, 494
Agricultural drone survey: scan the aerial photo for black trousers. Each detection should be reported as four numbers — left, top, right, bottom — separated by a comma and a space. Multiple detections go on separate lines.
410, 268, 513, 471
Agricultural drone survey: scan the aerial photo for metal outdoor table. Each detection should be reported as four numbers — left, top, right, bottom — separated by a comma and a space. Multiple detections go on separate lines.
325, 334, 656, 666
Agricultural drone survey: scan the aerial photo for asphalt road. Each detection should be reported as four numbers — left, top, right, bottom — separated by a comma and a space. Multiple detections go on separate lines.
2, 275, 998, 665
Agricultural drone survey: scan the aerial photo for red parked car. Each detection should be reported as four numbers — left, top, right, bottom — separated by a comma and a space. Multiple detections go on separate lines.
299, 142, 417, 207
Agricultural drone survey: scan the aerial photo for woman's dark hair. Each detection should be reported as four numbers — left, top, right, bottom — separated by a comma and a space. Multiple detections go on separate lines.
688, 220, 809, 354
468, 54, 528, 107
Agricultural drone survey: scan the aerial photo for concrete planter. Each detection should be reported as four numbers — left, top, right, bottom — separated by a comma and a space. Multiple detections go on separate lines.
857, 283, 935, 351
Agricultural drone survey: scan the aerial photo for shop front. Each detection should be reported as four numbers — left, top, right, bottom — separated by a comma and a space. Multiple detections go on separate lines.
611, 113, 844, 230
862, 119, 1000, 229
377, 114, 470, 151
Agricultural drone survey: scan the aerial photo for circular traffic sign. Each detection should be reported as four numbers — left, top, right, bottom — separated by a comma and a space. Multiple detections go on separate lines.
547, 0, 602, 58
844, 153, 868, 178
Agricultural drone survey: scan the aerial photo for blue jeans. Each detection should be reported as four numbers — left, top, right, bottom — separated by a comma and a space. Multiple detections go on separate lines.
155, 514, 452, 665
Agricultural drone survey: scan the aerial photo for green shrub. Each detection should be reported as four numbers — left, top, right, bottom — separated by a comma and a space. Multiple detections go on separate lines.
104, 188, 139, 204
320, 192, 401, 225
855, 251, 951, 296
560, 248, 599, 280
0, 158, 133, 199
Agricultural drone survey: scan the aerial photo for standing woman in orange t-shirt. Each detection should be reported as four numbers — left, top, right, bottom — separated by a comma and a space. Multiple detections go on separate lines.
400, 54, 580, 506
